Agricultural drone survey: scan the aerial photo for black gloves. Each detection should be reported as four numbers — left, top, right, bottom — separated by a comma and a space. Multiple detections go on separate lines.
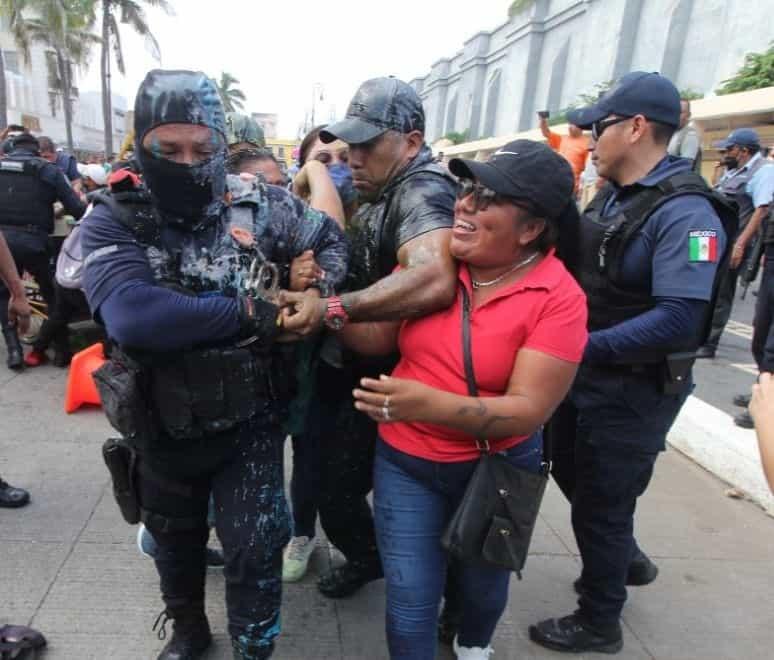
236, 294, 282, 345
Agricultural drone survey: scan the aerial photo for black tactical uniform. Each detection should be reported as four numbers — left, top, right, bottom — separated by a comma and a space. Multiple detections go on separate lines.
0, 133, 85, 369
81, 70, 348, 660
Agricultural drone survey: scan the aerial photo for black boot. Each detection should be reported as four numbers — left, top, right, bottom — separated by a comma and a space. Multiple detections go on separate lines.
2, 327, 23, 370
153, 604, 212, 660
574, 550, 658, 594
317, 559, 383, 598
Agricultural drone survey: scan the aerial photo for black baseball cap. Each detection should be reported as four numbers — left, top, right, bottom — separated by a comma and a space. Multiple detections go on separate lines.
448, 139, 574, 220
567, 71, 681, 129
320, 77, 425, 145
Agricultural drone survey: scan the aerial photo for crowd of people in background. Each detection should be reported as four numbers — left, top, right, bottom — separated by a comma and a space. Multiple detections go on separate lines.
1, 65, 773, 660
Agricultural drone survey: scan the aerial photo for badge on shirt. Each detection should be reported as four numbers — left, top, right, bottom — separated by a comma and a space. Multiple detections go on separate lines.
688, 230, 718, 262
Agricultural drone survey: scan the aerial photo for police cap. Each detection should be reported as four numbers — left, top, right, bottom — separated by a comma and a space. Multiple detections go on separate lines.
567, 71, 681, 129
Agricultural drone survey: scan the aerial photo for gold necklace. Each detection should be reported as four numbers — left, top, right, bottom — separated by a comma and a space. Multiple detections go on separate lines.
471, 252, 539, 289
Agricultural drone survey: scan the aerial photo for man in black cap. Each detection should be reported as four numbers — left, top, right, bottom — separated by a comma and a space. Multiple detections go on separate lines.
529, 71, 736, 654
278, 77, 458, 601
81, 69, 348, 660
0, 132, 85, 370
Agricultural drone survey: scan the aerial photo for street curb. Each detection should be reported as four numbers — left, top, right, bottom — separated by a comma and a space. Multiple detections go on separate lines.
668, 395, 774, 515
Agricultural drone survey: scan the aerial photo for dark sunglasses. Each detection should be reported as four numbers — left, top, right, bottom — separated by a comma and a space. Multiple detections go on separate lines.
591, 115, 631, 141
457, 180, 535, 214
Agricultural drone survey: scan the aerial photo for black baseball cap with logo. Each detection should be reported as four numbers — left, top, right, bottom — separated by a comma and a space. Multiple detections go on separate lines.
320, 77, 425, 145
448, 139, 574, 220
567, 71, 681, 129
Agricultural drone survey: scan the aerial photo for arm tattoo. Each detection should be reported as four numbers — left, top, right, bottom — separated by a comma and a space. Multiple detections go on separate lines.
457, 400, 517, 437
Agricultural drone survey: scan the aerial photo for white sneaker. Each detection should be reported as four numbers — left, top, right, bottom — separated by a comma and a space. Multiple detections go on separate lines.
282, 536, 316, 582
453, 635, 494, 659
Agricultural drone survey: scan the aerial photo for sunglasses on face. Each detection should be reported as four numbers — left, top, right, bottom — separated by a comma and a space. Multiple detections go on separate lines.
457, 180, 502, 211
457, 180, 535, 214
591, 115, 631, 141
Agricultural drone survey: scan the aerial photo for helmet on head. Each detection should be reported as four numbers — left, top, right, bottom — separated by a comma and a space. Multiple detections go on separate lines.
225, 113, 265, 150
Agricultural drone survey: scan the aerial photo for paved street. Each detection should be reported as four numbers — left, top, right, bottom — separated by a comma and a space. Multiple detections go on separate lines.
2, 292, 774, 660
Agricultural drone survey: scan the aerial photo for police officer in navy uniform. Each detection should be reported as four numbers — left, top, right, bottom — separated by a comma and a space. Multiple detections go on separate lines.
698, 128, 774, 364
0, 132, 85, 370
81, 70, 348, 660
529, 72, 736, 654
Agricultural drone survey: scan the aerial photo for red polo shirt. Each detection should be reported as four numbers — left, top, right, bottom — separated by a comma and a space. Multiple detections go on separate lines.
380, 253, 588, 462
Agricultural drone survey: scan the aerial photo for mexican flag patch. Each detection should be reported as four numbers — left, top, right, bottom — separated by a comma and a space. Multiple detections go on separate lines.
688, 230, 718, 262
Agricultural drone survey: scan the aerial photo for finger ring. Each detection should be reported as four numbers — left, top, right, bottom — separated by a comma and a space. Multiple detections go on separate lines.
382, 405, 391, 421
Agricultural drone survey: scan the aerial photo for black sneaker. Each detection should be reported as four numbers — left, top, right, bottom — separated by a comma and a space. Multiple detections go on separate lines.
529, 614, 623, 654
317, 560, 383, 599
733, 393, 752, 408
0, 478, 30, 508
734, 410, 755, 429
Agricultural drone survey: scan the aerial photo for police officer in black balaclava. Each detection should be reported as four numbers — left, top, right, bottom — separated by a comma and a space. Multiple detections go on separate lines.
80, 70, 348, 660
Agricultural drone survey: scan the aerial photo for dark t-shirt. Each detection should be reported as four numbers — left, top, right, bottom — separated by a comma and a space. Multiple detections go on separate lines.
344, 147, 456, 292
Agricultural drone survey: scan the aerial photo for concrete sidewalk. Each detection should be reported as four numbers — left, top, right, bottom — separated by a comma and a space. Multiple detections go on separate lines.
2, 363, 774, 660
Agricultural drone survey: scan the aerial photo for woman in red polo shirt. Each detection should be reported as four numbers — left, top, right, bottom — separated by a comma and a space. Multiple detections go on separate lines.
342, 140, 588, 660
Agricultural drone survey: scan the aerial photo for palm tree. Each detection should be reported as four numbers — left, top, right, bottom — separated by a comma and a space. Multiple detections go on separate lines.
213, 71, 246, 113
6, 0, 100, 150
99, 0, 172, 157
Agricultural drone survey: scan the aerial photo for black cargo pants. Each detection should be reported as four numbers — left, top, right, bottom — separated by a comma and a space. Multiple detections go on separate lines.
138, 417, 290, 659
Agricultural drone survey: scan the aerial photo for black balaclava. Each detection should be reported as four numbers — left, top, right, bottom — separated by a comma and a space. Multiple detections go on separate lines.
134, 69, 227, 227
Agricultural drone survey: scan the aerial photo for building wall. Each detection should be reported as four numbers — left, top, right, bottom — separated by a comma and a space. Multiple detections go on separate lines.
1, 26, 126, 153
410, 0, 772, 143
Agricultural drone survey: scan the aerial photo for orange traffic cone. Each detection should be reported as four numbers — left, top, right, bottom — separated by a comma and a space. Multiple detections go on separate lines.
64, 342, 106, 413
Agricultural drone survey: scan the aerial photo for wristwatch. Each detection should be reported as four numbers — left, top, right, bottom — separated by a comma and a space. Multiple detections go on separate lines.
324, 296, 349, 331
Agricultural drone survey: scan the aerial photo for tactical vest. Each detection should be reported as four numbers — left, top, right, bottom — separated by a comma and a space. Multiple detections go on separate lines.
579, 170, 738, 361
715, 156, 767, 227
90, 186, 294, 448
0, 157, 55, 233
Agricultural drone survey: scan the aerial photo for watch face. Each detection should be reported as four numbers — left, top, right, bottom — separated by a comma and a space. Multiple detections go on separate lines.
327, 315, 345, 331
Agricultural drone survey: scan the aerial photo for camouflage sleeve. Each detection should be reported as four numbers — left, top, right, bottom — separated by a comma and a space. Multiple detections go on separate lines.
268, 186, 350, 296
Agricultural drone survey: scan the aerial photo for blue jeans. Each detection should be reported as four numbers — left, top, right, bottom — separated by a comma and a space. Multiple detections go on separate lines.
373, 433, 543, 659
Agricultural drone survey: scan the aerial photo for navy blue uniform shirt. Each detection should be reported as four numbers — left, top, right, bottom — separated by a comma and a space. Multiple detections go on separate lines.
585, 156, 726, 363
82, 179, 349, 352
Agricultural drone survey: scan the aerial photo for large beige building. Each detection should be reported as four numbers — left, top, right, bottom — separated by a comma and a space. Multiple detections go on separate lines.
410, 0, 773, 143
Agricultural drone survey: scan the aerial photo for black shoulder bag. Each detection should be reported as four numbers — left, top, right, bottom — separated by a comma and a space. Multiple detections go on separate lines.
440, 285, 550, 577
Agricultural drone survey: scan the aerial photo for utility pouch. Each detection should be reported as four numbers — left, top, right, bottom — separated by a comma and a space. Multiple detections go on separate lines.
661, 351, 695, 395
93, 354, 159, 447
151, 362, 198, 439
101, 437, 140, 524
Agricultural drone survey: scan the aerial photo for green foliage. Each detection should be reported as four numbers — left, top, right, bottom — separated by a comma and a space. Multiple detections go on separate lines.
441, 130, 469, 145
547, 110, 569, 126
213, 72, 247, 113
508, 0, 534, 17
716, 42, 774, 95
679, 88, 704, 100
578, 80, 613, 106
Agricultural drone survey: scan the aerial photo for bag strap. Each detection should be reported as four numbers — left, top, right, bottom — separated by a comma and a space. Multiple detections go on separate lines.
459, 284, 550, 469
